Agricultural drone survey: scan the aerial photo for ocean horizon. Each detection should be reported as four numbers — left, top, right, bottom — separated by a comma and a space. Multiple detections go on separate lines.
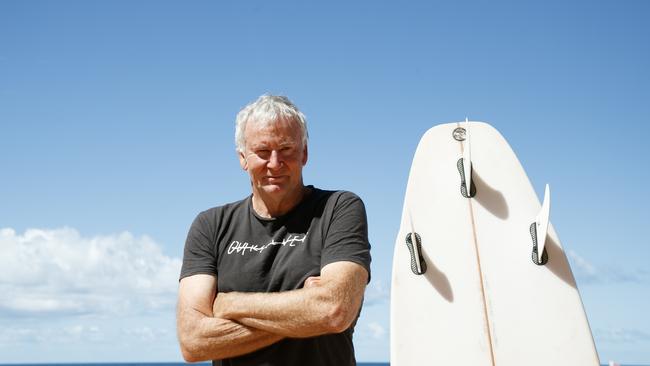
0, 364, 391, 366
0, 362, 648, 366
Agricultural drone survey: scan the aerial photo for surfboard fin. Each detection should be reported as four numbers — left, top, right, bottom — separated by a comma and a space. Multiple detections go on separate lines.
530, 184, 551, 265
405, 232, 427, 275
457, 119, 476, 198
464, 118, 472, 194
406, 208, 427, 275
457, 158, 476, 198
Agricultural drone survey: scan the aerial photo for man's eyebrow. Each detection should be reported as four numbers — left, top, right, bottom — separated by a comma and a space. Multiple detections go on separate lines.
251, 141, 296, 149
249, 142, 269, 149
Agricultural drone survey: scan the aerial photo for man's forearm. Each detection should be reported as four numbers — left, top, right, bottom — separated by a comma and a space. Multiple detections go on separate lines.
213, 263, 367, 338
178, 304, 283, 362
215, 287, 336, 338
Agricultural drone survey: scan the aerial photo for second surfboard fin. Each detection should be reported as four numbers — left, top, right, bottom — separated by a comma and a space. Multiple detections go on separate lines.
405, 232, 427, 275
530, 184, 551, 265
406, 208, 427, 275
457, 119, 476, 198
457, 158, 477, 198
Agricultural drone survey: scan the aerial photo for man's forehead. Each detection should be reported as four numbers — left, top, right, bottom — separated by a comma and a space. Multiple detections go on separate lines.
247, 116, 300, 130
246, 118, 301, 137
245, 119, 302, 147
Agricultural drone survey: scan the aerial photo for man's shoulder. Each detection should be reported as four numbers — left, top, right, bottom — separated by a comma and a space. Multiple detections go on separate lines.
195, 196, 250, 222
306, 187, 366, 217
309, 186, 363, 202
318, 188, 365, 208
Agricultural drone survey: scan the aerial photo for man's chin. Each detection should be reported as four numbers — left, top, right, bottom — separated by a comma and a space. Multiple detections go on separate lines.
259, 184, 285, 194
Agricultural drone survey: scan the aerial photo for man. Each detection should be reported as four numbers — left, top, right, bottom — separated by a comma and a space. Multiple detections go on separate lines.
176, 94, 371, 366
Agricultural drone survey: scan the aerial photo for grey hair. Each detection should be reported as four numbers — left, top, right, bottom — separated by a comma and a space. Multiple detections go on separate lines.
235, 94, 309, 153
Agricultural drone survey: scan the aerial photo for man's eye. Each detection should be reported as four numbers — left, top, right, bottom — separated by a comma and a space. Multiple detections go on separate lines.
256, 150, 271, 159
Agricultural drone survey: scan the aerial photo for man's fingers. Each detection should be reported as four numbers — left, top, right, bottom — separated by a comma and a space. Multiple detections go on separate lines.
212, 294, 224, 317
304, 276, 321, 288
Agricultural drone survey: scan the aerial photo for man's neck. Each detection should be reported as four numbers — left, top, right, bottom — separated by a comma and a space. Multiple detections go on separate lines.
251, 185, 310, 218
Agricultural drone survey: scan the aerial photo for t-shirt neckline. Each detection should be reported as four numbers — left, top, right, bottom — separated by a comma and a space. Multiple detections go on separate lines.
248, 185, 315, 222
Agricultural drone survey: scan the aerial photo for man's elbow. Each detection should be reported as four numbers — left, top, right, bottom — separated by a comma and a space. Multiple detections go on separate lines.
179, 338, 198, 362
178, 331, 208, 363
323, 302, 356, 334
181, 347, 201, 363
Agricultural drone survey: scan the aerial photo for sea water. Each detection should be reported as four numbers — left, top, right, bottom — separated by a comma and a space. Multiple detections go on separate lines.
0, 364, 371, 366
0, 364, 389, 366
0, 363, 647, 366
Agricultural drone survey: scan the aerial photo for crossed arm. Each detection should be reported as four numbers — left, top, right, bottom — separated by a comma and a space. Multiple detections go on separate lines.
176, 261, 368, 362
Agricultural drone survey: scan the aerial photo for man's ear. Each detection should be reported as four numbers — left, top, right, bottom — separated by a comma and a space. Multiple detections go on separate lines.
302, 144, 308, 166
238, 151, 248, 170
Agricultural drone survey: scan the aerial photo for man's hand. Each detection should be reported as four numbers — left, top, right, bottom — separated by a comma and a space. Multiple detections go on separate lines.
303, 276, 321, 288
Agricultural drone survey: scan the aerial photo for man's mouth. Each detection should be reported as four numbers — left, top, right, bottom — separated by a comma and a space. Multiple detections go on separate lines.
266, 176, 286, 182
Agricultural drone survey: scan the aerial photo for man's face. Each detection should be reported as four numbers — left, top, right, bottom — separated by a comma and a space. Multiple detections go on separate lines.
239, 117, 308, 197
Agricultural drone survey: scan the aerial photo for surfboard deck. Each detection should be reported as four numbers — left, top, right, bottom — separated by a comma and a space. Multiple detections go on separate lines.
390, 122, 599, 366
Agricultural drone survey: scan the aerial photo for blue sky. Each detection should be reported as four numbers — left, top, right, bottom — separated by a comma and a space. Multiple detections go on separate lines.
1, 0, 649, 363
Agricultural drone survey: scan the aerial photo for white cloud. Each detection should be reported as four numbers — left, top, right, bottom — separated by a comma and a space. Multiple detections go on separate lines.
567, 250, 599, 284
567, 250, 648, 285
122, 326, 170, 342
367, 322, 386, 339
0, 324, 105, 344
595, 327, 650, 344
568, 250, 597, 276
364, 279, 389, 306
0, 227, 182, 318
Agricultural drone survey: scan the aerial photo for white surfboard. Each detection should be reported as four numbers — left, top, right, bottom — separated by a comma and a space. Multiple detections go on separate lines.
390, 122, 599, 366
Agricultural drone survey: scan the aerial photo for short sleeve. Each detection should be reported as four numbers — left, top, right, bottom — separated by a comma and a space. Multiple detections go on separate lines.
179, 211, 218, 280
321, 191, 372, 282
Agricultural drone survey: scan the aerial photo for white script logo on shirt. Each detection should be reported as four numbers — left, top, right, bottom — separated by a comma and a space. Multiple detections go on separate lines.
227, 233, 307, 256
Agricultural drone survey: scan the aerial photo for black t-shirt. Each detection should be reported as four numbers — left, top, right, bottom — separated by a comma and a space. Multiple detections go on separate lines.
180, 186, 372, 366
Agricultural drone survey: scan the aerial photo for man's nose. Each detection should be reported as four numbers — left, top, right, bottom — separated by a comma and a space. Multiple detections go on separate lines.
267, 150, 282, 169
